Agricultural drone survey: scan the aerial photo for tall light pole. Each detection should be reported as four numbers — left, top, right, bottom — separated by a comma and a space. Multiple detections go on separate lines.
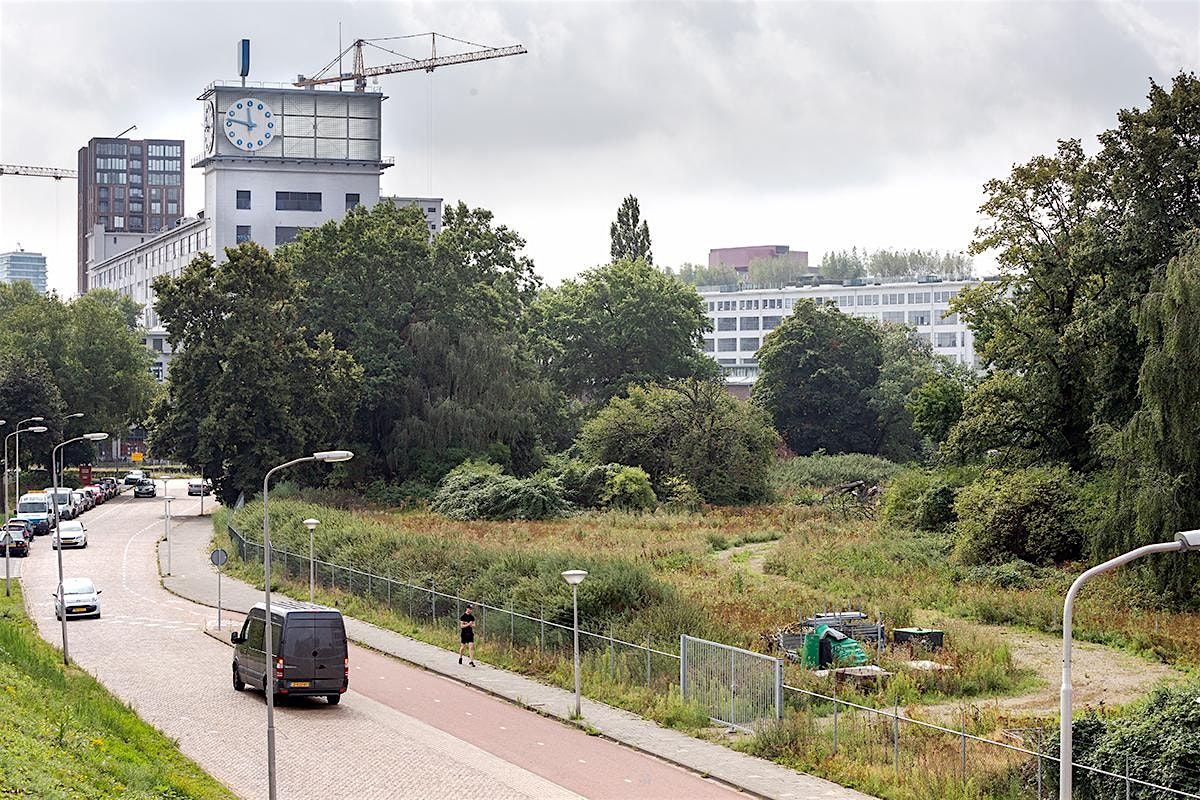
303, 518, 320, 603
13, 416, 45, 509
52, 432, 108, 665
263, 450, 352, 800
163, 495, 174, 576
1060, 530, 1200, 798
0, 420, 8, 518
5, 425, 46, 519
561, 569, 588, 718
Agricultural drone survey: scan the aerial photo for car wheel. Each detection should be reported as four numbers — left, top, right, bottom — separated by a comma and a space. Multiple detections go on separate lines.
81, 541, 87, 548
327, 694, 341, 705
233, 665, 246, 692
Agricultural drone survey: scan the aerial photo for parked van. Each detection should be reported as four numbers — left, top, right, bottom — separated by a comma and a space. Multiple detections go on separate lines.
16, 493, 53, 536
44, 488, 75, 522
231, 599, 348, 704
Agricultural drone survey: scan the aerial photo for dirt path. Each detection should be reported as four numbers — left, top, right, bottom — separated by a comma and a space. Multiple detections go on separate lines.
711, 540, 777, 574
916, 614, 1185, 718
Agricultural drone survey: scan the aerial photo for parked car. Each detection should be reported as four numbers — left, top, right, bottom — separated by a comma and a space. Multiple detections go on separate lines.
187, 478, 213, 496
4, 518, 34, 543
123, 470, 146, 486
44, 488, 75, 521
16, 493, 53, 536
82, 486, 104, 506
52, 520, 87, 550
71, 490, 91, 514
133, 479, 157, 498
231, 600, 348, 704
98, 477, 119, 498
55, 576, 101, 620
1, 524, 30, 557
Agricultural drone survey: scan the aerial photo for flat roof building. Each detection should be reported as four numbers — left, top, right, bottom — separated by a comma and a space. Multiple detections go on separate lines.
709, 245, 809, 274
0, 249, 48, 293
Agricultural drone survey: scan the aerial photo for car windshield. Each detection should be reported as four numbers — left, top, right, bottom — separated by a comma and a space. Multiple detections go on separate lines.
62, 578, 93, 594
58, 521, 83, 533
17, 501, 46, 513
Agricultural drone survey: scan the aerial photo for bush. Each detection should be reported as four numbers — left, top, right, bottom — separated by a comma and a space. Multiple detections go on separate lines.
953, 466, 1084, 566
600, 466, 657, 511
883, 465, 979, 531
770, 452, 902, 493
915, 482, 957, 531
661, 475, 702, 511
431, 460, 570, 521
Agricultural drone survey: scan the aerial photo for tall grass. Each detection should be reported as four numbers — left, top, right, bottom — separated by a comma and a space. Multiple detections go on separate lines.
769, 453, 904, 495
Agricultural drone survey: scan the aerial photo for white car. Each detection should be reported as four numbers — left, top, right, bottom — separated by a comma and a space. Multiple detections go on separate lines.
55, 576, 101, 620
187, 478, 213, 496
52, 520, 87, 549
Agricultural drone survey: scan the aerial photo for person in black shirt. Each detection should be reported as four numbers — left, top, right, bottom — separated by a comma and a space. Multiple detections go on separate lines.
458, 605, 476, 666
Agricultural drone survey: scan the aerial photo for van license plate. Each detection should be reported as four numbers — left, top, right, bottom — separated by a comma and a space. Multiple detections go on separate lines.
290, 681, 310, 688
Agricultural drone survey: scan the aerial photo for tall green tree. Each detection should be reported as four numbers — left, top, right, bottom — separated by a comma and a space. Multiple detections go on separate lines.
747, 255, 809, 286
752, 301, 882, 455
910, 373, 969, 447
0, 354, 66, 471
281, 200, 558, 483
867, 325, 956, 461
577, 379, 778, 505
818, 248, 867, 280
669, 262, 740, 287
609, 195, 652, 264
535, 259, 715, 403
148, 244, 361, 505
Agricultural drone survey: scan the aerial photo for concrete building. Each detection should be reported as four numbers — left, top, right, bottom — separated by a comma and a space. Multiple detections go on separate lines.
76, 137, 186, 293
709, 245, 809, 274
0, 249, 48, 293
699, 276, 985, 395
388, 196, 444, 235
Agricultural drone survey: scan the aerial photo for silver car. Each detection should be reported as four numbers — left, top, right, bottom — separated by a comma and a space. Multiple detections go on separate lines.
52, 520, 88, 550
55, 576, 101, 620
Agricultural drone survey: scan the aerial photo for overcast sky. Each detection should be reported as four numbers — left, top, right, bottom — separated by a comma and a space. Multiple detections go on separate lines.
1, 0, 1197, 296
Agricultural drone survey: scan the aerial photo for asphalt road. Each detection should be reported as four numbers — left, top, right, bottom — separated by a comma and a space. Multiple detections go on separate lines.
20, 479, 746, 800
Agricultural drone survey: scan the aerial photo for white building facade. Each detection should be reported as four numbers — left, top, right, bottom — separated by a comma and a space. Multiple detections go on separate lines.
86, 80, 436, 380
699, 277, 986, 389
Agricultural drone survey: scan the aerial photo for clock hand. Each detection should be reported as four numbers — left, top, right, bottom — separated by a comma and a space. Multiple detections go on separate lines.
228, 117, 251, 128
245, 108, 256, 131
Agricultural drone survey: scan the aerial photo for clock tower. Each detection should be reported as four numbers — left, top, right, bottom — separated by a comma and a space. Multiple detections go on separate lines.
195, 82, 389, 256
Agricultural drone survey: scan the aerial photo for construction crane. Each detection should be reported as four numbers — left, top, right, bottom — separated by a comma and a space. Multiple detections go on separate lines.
295, 32, 527, 92
0, 164, 77, 180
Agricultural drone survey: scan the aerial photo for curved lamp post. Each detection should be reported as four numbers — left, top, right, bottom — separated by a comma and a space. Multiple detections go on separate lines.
262, 450, 352, 800
561, 569, 588, 718
13, 416, 45, 509
5, 424, 46, 518
303, 518, 320, 604
52, 432, 108, 665
1060, 530, 1200, 798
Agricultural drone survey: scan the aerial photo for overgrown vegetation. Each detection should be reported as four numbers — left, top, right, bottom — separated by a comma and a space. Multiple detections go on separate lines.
0, 584, 236, 799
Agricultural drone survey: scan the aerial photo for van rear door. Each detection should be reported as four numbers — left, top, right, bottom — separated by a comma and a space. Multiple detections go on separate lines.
283, 613, 346, 691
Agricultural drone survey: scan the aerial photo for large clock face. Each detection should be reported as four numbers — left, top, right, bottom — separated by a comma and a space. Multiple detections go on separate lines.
222, 97, 276, 152
203, 101, 215, 155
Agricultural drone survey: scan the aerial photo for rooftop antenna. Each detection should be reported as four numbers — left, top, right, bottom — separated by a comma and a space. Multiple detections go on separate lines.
238, 38, 250, 88
338, 22, 343, 90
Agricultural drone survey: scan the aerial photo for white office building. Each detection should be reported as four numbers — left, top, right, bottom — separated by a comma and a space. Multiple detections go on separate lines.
87, 80, 438, 380
699, 277, 987, 390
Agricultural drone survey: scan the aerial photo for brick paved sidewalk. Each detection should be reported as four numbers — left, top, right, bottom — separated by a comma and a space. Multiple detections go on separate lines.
161, 510, 874, 800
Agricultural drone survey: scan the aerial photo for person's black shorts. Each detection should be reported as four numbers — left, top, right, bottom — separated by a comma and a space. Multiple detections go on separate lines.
460, 629, 474, 644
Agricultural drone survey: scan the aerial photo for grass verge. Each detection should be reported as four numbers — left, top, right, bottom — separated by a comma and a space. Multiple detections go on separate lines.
0, 583, 236, 800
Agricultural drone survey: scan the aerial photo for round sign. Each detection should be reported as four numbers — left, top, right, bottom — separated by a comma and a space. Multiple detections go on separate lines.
210, 548, 229, 567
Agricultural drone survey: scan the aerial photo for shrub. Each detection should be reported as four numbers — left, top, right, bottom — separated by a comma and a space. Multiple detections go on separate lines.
600, 466, 657, 511
661, 475, 702, 511
915, 481, 957, 531
431, 460, 570, 521
770, 452, 902, 493
883, 465, 979, 531
953, 466, 1084, 566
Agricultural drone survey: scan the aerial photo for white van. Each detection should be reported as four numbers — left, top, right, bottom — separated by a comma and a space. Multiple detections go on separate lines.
44, 488, 75, 522
16, 493, 53, 536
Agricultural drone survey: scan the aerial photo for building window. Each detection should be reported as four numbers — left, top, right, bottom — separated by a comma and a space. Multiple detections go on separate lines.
881, 310, 905, 323
739, 316, 760, 330
275, 192, 322, 211
702, 338, 714, 352
740, 337, 760, 351
857, 294, 879, 306
152, 338, 164, 352
236, 190, 251, 210
98, 200, 109, 212
936, 311, 958, 326
166, 201, 178, 215
150, 201, 161, 214
150, 363, 164, 381
717, 338, 738, 352
129, 216, 144, 232
907, 292, 931, 304
908, 311, 931, 326
236, 225, 252, 244
275, 227, 301, 245
345, 193, 360, 210
935, 332, 958, 348
716, 317, 737, 332
113, 216, 124, 229
762, 315, 781, 330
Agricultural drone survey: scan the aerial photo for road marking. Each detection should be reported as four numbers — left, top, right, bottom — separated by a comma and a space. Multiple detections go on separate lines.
536, 741, 544, 746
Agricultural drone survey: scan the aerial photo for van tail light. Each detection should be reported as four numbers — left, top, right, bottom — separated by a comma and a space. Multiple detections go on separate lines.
344, 657, 349, 678
275, 657, 285, 679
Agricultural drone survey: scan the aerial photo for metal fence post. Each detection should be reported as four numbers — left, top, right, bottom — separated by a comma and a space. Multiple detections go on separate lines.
431, 580, 436, 624
368, 571, 372, 597
1036, 729, 1043, 799
510, 602, 515, 648
960, 710, 967, 780
773, 658, 783, 721
609, 624, 615, 681
645, 634, 651, 688
729, 648, 736, 729
893, 696, 900, 776
539, 606, 545, 655
679, 635, 688, 699
348, 567, 352, 595
1125, 753, 1131, 800
832, 681, 839, 755
387, 573, 392, 606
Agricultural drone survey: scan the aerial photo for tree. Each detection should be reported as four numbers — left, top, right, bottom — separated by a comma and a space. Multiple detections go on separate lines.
747, 255, 809, 286
867, 249, 973, 280
910, 373, 969, 446
609, 195, 652, 264
867, 325, 947, 461
669, 262, 740, 287
148, 244, 361, 505
577, 379, 778, 504
752, 301, 882, 455
534, 259, 715, 403
0, 354, 65, 471
818, 248, 867, 280
280, 200, 559, 484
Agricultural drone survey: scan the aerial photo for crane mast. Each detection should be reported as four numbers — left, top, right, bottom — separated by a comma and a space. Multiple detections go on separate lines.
295, 32, 527, 92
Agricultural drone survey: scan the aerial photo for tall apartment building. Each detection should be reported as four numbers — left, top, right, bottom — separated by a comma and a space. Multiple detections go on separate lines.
76, 137, 186, 294
0, 249, 48, 293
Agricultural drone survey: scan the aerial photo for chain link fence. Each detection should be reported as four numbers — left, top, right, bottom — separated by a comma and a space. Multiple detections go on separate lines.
226, 523, 1199, 799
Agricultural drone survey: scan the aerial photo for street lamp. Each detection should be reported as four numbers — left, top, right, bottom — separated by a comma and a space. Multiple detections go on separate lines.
262, 450, 352, 800
52, 432, 108, 666
163, 496, 175, 576
561, 569, 588, 718
5, 424, 46, 519
1059, 530, 1200, 798
303, 518, 320, 604
13, 416, 44, 508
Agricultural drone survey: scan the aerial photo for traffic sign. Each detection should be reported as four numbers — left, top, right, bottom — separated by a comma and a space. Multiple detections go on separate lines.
130, 452, 144, 462
210, 548, 228, 567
